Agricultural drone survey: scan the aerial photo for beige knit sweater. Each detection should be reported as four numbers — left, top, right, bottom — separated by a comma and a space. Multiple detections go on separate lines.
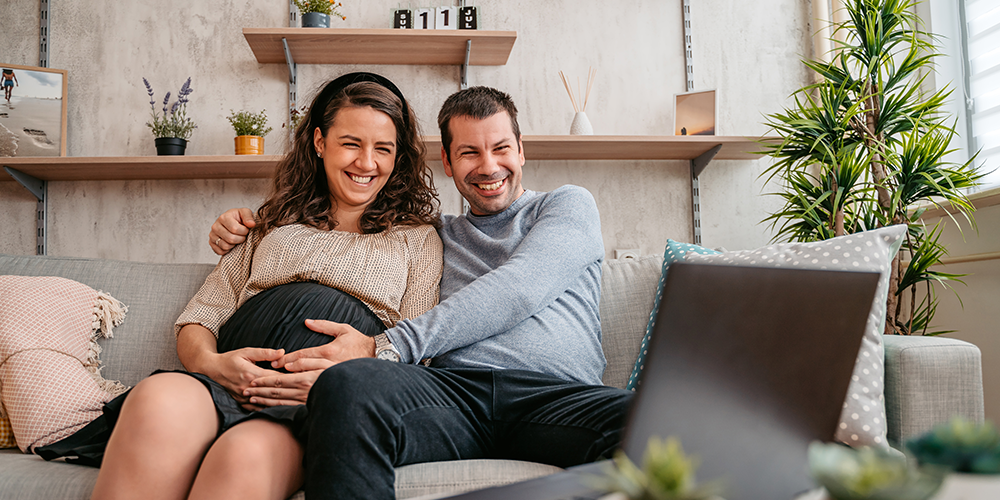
175, 223, 443, 336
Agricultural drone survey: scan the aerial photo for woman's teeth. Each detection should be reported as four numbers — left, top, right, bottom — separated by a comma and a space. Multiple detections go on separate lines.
349, 174, 373, 184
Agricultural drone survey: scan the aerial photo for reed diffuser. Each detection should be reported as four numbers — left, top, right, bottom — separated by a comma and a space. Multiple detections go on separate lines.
559, 68, 596, 135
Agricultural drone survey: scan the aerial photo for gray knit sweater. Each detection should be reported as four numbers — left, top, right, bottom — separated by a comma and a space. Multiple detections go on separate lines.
385, 185, 606, 385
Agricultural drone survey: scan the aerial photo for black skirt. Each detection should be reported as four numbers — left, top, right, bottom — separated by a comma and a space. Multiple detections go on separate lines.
35, 282, 386, 467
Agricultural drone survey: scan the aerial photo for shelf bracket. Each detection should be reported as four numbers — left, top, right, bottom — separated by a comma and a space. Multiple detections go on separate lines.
282, 37, 297, 142
690, 144, 721, 246
5, 166, 47, 255
461, 39, 471, 90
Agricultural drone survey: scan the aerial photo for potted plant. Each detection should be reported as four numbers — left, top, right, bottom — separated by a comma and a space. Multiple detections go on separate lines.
588, 437, 722, 500
760, 0, 984, 335
808, 442, 946, 500
295, 0, 346, 28
143, 77, 196, 155
227, 109, 272, 155
907, 418, 1000, 497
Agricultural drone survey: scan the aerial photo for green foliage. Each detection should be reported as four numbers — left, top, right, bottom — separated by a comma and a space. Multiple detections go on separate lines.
227, 109, 273, 137
808, 442, 946, 500
907, 418, 1000, 473
294, 0, 345, 19
588, 437, 722, 500
761, 0, 984, 335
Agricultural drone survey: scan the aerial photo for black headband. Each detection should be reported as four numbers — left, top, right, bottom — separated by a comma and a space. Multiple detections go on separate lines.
308, 72, 410, 135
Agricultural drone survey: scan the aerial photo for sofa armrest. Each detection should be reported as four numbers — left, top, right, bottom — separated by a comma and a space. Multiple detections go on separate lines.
883, 335, 984, 448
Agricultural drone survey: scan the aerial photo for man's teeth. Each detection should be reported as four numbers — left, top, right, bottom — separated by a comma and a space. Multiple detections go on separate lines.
477, 180, 504, 191
349, 174, 373, 184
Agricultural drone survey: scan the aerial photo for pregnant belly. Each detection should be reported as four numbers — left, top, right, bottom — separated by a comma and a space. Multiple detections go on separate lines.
216, 282, 385, 371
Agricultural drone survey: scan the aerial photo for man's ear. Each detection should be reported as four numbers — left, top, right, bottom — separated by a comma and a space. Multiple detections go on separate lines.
313, 127, 325, 157
441, 146, 454, 177
517, 138, 526, 166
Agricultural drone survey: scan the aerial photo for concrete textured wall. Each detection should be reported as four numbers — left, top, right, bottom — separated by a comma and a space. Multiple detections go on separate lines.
924, 202, 1000, 423
1, 0, 809, 262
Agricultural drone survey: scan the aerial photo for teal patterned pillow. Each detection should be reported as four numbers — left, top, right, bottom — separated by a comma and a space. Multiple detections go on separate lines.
625, 240, 719, 391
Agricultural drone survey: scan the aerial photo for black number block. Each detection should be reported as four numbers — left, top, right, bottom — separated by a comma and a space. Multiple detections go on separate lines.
459, 6, 478, 30
393, 9, 412, 29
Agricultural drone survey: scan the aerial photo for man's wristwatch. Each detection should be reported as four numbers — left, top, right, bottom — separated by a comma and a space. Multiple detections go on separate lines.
373, 332, 401, 362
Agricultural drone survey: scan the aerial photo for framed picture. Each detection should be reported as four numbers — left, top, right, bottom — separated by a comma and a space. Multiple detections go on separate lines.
0, 63, 68, 157
674, 89, 715, 136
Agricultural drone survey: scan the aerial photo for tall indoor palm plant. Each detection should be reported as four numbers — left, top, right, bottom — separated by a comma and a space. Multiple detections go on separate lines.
762, 0, 984, 335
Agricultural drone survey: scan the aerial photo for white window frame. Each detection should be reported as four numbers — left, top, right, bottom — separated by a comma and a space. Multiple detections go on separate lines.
926, 0, 1000, 190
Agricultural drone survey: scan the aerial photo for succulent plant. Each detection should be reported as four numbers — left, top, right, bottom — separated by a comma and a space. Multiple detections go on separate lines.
907, 418, 1000, 474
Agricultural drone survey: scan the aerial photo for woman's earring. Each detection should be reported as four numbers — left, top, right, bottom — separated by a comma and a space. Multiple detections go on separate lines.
317, 152, 322, 158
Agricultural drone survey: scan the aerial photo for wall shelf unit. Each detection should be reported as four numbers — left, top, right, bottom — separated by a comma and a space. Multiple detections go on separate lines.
1, 136, 770, 182
243, 28, 517, 66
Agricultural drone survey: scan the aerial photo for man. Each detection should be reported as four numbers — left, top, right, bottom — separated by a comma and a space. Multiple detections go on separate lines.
210, 87, 632, 499
2, 69, 17, 103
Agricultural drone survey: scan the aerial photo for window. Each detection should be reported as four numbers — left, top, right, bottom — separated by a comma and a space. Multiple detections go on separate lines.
963, 0, 1000, 188
927, 0, 1000, 189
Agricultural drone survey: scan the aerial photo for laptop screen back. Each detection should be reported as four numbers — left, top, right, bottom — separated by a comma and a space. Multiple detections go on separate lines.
622, 263, 878, 500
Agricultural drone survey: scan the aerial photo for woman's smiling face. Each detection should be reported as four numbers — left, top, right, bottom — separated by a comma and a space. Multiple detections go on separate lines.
313, 105, 397, 218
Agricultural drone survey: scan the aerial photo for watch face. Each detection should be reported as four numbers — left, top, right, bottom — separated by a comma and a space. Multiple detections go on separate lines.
377, 349, 400, 362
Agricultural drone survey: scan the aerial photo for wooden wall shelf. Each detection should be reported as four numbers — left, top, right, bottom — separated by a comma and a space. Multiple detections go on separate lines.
1, 136, 769, 182
243, 28, 517, 66
2, 155, 281, 182
426, 135, 770, 161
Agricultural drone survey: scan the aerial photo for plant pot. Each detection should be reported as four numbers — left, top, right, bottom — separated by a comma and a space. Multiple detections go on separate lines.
235, 135, 264, 155
301, 12, 330, 28
154, 137, 187, 156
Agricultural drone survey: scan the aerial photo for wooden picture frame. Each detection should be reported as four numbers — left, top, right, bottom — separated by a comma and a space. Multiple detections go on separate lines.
0, 63, 68, 157
673, 89, 715, 136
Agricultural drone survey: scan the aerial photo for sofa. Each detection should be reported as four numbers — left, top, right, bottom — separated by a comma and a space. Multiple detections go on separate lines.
0, 252, 985, 499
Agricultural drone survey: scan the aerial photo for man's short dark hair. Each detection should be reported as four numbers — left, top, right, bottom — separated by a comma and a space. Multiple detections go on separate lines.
437, 86, 521, 162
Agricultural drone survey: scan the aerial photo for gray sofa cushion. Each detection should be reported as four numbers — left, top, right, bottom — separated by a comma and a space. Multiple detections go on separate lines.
0, 450, 561, 500
0, 254, 213, 386
598, 255, 661, 389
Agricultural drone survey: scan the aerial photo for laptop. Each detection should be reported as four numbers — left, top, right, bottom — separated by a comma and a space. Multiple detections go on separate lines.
444, 262, 879, 500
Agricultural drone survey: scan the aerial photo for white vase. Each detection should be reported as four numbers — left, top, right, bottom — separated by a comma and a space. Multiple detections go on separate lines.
570, 111, 594, 135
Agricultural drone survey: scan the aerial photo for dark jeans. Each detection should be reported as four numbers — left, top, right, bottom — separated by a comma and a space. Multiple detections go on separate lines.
304, 359, 633, 500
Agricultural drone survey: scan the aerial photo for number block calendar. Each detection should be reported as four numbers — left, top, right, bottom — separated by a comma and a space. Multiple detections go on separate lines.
393, 9, 412, 29
413, 8, 434, 29
435, 6, 457, 29
459, 6, 478, 30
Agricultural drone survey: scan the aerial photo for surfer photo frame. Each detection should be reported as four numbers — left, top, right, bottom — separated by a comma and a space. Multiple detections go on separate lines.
0, 63, 68, 157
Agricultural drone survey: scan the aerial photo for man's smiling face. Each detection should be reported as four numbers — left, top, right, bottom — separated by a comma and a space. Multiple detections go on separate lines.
441, 111, 526, 216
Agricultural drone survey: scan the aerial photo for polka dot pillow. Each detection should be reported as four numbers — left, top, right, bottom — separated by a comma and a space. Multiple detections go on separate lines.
684, 225, 907, 448
625, 240, 719, 391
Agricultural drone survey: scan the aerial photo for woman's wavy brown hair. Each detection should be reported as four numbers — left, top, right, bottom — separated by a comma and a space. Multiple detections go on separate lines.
256, 80, 439, 235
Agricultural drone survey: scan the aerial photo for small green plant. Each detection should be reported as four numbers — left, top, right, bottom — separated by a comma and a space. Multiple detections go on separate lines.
227, 109, 273, 137
589, 437, 722, 500
143, 77, 196, 140
907, 417, 1000, 474
294, 0, 345, 19
808, 442, 945, 500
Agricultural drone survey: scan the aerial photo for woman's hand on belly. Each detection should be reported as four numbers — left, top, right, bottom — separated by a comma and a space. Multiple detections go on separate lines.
211, 347, 286, 408
243, 369, 327, 406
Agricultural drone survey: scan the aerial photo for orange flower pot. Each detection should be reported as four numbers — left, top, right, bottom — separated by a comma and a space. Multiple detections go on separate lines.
235, 135, 264, 155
